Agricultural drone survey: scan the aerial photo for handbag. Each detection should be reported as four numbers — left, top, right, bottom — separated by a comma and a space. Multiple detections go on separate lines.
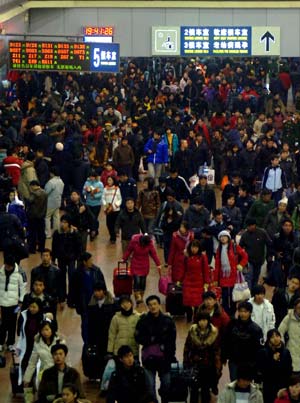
159, 272, 172, 296
232, 272, 251, 302
142, 344, 164, 363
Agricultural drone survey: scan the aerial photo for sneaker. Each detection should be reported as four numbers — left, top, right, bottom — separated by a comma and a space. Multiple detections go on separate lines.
8, 345, 15, 353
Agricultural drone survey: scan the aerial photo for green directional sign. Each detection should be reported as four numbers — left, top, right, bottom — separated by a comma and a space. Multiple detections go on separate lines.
152, 26, 180, 56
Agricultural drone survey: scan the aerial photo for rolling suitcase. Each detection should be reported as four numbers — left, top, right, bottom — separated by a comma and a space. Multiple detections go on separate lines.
10, 353, 23, 396
168, 361, 189, 402
81, 344, 101, 379
113, 261, 132, 297
165, 283, 185, 316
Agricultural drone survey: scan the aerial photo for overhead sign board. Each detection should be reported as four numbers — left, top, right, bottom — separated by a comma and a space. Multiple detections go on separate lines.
9, 41, 120, 73
252, 26, 280, 56
152, 26, 180, 55
181, 26, 251, 56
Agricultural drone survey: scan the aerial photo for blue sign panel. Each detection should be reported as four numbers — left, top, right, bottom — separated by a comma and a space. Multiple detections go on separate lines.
181, 26, 251, 56
90, 43, 120, 73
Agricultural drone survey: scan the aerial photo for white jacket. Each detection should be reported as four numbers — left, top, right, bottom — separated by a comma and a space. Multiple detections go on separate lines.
249, 297, 275, 341
0, 264, 27, 307
23, 334, 63, 384
102, 185, 122, 212
279, 309, 300, 372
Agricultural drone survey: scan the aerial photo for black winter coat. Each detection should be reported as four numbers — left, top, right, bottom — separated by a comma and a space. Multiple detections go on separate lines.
135, 311, 176, 370
191, 185, 216, 214
30, 264, 64, 303
115, 208, 146, 241
52, 229, 82, 262
224, 318, 263, 366
65, 201, 95, 231
272, 287, 300, 328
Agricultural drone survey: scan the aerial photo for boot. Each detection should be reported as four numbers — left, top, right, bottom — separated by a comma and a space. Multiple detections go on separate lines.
24, 387, 34, 403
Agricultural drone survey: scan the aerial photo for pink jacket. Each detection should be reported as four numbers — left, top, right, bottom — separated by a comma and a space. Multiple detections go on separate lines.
123, 234, 160, 276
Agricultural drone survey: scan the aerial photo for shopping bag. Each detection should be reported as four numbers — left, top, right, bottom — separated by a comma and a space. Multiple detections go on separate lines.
158, 273, 172, 296
232, 272, 251, 302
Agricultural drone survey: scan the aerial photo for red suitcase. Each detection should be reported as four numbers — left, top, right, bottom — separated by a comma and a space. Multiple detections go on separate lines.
113, 261, 133, 296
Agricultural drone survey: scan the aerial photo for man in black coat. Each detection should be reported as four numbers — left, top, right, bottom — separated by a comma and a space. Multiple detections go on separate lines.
85, 283, 118, 379
52, 214, 82, 305
65, 190, 95, 253
107, 345, 155, 403
272, 275, 300, 327
224, 301, 263, 381
172, 139, 194, 182
115, 197, 146, 252
135, 295, 176, 403
72, 252, 106, 343
30, 249, 64, 307
191, 174, 216, 214
166, 168, 191, 201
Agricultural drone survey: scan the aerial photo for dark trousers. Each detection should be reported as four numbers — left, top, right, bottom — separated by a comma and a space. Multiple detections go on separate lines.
190, 367, 218, 403
89, 205, 101, 234
78, 230, 88, 253
272, 189, 283, 206
58, 259, 76, 303
106, 211, 119, 242
0, 305, 18, 346
222, 286, 235, 317
27, 217, 46, 252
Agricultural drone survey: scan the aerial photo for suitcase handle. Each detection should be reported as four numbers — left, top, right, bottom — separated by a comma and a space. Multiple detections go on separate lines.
117, 261, 129, 276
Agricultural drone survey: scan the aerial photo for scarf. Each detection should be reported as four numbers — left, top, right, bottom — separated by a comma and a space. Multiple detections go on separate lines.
177, 230, 191, 248
221, 244, 231, 278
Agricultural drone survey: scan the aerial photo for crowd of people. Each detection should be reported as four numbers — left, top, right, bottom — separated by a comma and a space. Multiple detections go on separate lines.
1, 56, 300, 403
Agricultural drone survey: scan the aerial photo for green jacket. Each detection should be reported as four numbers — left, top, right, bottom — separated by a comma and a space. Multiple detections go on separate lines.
246, 199, 275, 227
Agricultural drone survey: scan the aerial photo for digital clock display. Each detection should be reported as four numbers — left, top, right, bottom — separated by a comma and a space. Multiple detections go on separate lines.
83, 26, 114, 37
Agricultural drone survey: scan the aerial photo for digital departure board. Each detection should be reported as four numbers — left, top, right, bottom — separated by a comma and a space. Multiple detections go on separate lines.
9, 41, 120, 73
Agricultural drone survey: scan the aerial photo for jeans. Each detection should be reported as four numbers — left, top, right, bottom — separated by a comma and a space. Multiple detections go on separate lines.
228, 360, 238, 381
147, 163, 164, 186
146, 368, 171, 403
244, 262, 262, 290
144, 218, 156, 234
89, 205, 101, 234
0, 305, 18, 346
45, 207, 60, 238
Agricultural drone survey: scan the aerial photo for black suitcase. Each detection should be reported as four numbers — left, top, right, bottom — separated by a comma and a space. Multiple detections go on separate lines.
168, 362, 189, 402
81, 344, 101, 379
10, 353, 23, 396
165, 283, 185, 316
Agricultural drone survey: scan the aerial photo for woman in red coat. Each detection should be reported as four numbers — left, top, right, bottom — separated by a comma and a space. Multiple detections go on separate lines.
122, 233, 161, 304
214, 230, 248, 316
181, 239, 210, 322
168, 222, 194, 282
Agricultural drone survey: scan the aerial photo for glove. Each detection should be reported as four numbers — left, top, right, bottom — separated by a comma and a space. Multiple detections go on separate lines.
237, 264, 243, 272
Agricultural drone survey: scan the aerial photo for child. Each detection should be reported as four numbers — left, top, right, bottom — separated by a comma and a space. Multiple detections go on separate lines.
100, 162, 118, 186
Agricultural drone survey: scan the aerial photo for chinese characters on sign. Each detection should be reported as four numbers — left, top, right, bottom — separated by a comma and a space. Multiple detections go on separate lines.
90, 43, 120, 73
180, 26, 251, 56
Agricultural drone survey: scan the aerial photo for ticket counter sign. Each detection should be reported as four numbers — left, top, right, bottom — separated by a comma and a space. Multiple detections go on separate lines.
180, 26, 251, 56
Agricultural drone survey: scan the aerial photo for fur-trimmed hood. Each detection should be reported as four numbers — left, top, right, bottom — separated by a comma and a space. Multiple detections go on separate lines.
188, 323, 218, 347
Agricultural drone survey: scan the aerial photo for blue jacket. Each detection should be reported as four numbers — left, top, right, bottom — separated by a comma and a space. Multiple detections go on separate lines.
144, 138, 168, 164
82, 178, 104, 207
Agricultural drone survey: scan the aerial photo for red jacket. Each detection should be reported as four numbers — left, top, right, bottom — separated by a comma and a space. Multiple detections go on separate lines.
214, 241, 248, 287
100, 169, 118, 186
274, 390, 293, 403
122, 234, 160, 277
3, 155, 23, 186
279, 72, 292, 91
168, 231, 194, 282
182, 254, 210, 307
